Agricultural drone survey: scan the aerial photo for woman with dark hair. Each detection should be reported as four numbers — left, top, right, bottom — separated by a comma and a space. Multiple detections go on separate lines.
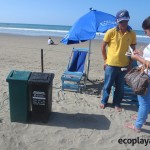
125, 16, 150, 132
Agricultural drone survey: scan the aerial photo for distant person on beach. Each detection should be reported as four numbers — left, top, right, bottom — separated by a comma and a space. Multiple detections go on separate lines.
48, 37, 54, 45
125, 16, 150, 132
100, 9, 136, 112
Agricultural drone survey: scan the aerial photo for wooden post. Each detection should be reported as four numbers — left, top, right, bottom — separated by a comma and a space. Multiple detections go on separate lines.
41, 49, 44, 72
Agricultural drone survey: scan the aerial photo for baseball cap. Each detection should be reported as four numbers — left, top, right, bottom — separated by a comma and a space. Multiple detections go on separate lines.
116, 10, 130, 23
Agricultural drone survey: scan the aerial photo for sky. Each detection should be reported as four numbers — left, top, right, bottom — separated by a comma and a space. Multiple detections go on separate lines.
0, 0, 149, 30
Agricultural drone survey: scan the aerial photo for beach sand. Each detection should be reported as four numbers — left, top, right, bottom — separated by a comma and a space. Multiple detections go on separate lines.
0, 33, 150, 150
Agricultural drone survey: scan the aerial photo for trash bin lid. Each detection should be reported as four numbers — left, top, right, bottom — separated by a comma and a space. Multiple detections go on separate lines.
28, 72, 54, 84
6, 70, 31, 82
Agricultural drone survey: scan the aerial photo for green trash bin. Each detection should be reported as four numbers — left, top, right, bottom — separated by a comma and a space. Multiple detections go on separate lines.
6, 70, 31, 122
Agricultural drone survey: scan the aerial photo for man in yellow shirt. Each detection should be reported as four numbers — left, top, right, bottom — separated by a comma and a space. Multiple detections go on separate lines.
100, 9, 136, 111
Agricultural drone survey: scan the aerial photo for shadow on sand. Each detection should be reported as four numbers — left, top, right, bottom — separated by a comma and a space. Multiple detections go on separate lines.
83, 79, 104, 96
29, 112, 110, 130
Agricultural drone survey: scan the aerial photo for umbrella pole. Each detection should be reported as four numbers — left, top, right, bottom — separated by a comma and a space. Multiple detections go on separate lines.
87, 40, 96, 84
87, 40, 91, 79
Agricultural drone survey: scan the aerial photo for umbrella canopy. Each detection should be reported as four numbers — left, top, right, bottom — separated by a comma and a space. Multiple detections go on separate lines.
61, 10, 117, 44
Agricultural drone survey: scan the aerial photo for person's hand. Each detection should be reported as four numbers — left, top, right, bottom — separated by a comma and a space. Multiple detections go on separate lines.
103, 63, 107, 70
133, 49, 143, 56
131, 52, 141, 60
103, 59, 107, 70
144, 60, 150, 68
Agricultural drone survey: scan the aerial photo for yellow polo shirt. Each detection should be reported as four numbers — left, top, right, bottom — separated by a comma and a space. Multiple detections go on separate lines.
104, 27, 136, 67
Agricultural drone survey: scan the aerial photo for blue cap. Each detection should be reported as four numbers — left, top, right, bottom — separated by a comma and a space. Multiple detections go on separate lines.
116, 10, 130, 23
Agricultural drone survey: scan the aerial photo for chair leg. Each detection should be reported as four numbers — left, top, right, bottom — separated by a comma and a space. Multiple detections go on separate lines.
61, 80, 64, 91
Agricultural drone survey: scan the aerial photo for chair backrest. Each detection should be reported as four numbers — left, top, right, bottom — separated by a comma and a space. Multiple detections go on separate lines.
68, 48, 89, 73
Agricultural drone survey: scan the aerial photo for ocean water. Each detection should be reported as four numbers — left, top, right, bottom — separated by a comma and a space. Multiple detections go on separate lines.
0, 23, 149, 44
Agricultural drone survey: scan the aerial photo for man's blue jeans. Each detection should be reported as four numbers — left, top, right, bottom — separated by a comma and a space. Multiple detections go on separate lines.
135, 82, 150, 129
101, 65, 127, 107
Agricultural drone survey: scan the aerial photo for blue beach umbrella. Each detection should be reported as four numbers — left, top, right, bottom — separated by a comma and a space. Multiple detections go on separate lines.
61, 9, 117, 79
61, 9, 117, 44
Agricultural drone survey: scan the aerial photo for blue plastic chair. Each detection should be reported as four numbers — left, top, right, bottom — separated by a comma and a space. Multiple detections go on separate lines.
61, 47, 89, 92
